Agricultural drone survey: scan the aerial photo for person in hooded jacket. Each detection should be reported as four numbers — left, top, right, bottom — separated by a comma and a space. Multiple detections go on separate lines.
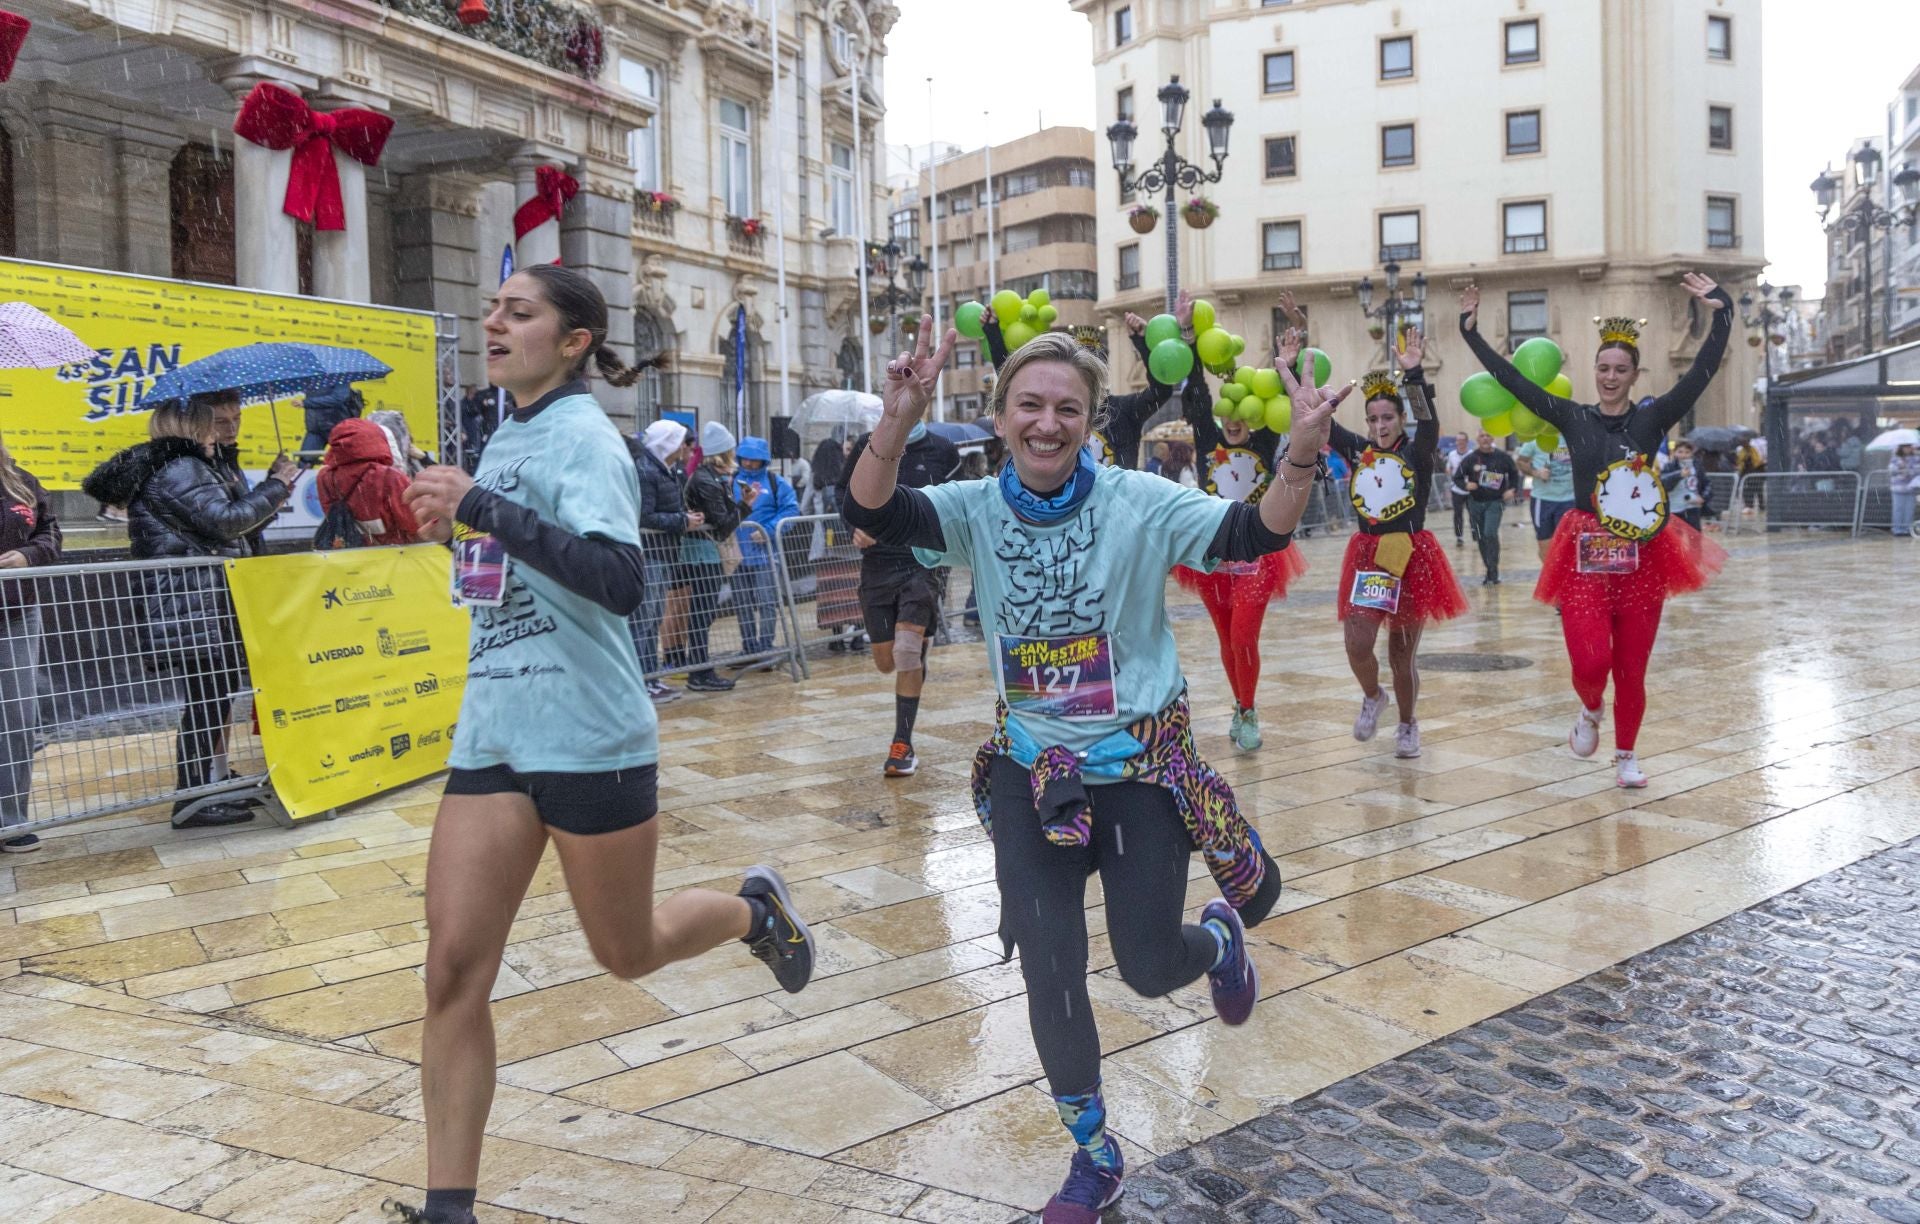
678, 422, 744, 692
316, 418, 421, 547
729, 437, 799, 657
83, 396, 296, 828
628, 421, 701, 703
300, 385, 363, 459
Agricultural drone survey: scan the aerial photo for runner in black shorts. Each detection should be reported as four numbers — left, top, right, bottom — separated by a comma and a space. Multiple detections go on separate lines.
841, 420, 961, 777
382, 267, 816, 1224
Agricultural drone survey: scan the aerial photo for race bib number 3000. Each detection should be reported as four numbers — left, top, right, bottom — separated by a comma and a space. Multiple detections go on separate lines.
1349, 570, 1403, 614
996, 633, 1117, 721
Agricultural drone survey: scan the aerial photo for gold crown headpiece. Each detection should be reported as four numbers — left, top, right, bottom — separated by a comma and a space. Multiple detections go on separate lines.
1070, 326, 1106, 352
1594, 316, 1647, 348
1359, 369, 1403, 402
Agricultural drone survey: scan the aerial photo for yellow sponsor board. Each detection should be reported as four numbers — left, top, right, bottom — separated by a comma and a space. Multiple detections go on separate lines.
0, 258, 440, 490
227, 546, 470, 820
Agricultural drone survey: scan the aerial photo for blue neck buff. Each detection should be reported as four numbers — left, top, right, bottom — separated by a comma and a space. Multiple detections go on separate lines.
999, 448, 1098, 525
907, 421, 928, 444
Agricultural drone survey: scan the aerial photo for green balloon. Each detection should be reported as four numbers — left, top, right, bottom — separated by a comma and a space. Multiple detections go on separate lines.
1234, 366, 1259, 390
1295, 348, 1332, 388
1148, 338, 1196, 385
1264, 396, 1294, 433
1230, 334, 1246, 355
1509, 403, 1545, 439
1214, 398, 1232, 419
1003, 320, 1039, 351
1038, 304, 1059, 326
1028, 288, 1050, 309
1195, 328, 1233, 368
1460, 371, 1517, 419
1020, 304, 1038, 323
1191, 299, 1216, 335
1141, 314, 1179, 350
1250, 367, 1283, 401
991, 289, 1023, 324
1512, 336, 1565, 388
1221, 382, 1248, 403
954, 302, 986, 339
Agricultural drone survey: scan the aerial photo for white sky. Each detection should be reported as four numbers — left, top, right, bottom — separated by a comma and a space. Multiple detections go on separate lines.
882, 0, 1920, 302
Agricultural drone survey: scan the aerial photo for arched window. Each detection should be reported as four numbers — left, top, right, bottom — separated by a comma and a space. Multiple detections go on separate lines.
0, 119, 13, 257
634, 308, 675, 421
836, 338, 863, 391
170, 144, 235, 284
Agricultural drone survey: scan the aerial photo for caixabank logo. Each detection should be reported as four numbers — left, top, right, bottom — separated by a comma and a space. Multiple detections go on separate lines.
321, 583, 395, 610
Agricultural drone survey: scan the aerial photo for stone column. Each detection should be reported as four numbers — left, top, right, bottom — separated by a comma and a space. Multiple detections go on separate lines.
18, 90, 118, 269
510, 154, 562, 268
559, 177, 636, 424
393, 173, 483, 384
308, 84, 383, 303
219, 65, 312, 295
113, 123, 183, 278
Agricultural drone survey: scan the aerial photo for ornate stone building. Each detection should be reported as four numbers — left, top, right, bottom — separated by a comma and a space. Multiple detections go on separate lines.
0, 0, 898, 435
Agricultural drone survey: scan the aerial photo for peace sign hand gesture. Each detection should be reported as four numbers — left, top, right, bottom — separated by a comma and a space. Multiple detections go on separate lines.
1278, 358, 1353, 465
1680, 272, 1726, 311
881, 315, 960, 429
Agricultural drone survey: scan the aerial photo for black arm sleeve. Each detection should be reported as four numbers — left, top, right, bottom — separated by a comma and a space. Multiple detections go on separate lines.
456, 487, 647, 617
983, 315, 1011, 371
1646, 290, 1734, 435
840, 484, 948, 552
1411, 379, 1440, 461
1458, 316, 1576, 432
1183, 376, 1223, 455
1206, 501, 1294, 563
1327, 421, 1367, 467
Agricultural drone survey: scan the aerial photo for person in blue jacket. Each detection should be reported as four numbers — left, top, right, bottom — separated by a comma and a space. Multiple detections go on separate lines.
730, 436, 799, 656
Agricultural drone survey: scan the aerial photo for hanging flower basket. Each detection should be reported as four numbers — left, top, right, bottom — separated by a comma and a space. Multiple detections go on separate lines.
1182, 196, 1219, 229
1368, 324, 1386, 340
1128, 204, 1160, 235
901, 316, 921, 335
640, 192, 681, 214
869, 315, 888, 335
1769, 332, 1786, 346
1747, 334, 1764, 347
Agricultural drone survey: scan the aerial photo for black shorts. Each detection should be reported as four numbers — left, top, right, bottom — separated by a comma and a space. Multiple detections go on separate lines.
445, 763, 658, 835
859, 563, 941, 645
1532, 498, 1575, 541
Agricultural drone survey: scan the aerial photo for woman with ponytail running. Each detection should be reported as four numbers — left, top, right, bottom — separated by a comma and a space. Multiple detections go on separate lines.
382, 266, 816, 1224
1313, 324, 1467, 760
847, 319, 1342, 1223
1458, 274, 1730, 788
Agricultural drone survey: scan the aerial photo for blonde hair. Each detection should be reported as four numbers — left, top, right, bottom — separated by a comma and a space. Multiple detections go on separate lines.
987, 332, 1111, 433
0, 433, 33, 508
149, 400, 215, 445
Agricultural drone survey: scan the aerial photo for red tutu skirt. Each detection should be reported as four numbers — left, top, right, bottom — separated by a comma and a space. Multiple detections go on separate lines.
1335, 530, 1469, 624
1173, 543, 1307, 607
1534, 509, 1727, 614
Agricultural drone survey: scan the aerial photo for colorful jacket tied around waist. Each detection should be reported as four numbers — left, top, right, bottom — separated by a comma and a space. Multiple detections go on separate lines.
971, 690, 1276, 959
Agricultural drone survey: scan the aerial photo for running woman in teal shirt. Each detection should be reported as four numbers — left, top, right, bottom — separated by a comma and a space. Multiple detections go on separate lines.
847, 321, 1346, 1224
385, 267, 816, 1224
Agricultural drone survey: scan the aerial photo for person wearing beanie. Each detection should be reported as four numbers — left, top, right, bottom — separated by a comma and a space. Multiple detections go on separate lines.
837, 411, 962, 778
628, 420, 700, 703
729, 437, 799, 658
678, 423, 744, 691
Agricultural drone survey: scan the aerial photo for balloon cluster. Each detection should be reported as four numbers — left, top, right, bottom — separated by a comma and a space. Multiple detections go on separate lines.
1187, 300, 1246, 377
1210, 349, 1333, 434
1459, 338, 1567, 448
955, 289, 1059, 351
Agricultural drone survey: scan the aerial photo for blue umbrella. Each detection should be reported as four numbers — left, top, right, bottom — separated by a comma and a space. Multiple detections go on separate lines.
138, 342, 392, 409
926, 420, 992, 445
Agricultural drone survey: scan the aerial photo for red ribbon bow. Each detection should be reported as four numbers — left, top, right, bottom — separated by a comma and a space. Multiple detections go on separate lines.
513, 164, 579, 241
230, 81, 393, 232
0, 10, 30, 84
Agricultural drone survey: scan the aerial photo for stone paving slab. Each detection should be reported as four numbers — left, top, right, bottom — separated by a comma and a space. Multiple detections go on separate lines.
1092, 839, 1920, 1223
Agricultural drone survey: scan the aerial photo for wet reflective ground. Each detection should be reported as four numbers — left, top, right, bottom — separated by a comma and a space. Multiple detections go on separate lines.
0, 525, 1914, 1222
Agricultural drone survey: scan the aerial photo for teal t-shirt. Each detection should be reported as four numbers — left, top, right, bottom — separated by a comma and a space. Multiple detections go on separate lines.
915, 466, 1231, 757
450, 393, 657, 773
1519, 439, 1575, 503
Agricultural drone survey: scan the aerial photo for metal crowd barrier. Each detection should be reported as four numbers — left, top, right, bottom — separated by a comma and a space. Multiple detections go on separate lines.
774, 512, 875, 658
1730, 471, 1864, 536
1704, 473, 1741, 535
1856, 469, 1916, 535
0, 556, 281, 840
630, 520, 805, 687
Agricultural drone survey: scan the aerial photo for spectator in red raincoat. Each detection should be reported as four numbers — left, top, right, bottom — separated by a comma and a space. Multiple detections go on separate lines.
317, 418, 420, 547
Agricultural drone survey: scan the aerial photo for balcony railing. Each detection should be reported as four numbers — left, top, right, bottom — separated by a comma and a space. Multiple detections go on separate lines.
1708, 230, 1741, 250
1263, 252, 1303, 271
1380, 243, 1422, 263
729, 229, 767, 259
1117, 271, 1141, 291
1504, 234, 1549, 255
636, 208, 676, 239
379, 0, 607, 79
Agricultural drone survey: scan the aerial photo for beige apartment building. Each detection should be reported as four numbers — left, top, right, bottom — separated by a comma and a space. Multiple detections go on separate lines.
913, 127, 1101, 416
1072, 0, 1768, 432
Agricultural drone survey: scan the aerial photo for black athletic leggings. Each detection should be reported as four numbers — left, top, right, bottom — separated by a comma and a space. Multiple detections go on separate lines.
989, 755, 1253, 1097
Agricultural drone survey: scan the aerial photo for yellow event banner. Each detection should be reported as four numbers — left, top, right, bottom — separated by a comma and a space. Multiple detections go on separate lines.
0, 258, 440, 490
227, 545, 471, 820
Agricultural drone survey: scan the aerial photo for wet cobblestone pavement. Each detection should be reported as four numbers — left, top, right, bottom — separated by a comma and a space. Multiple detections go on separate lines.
1097, 840, 1920, 1223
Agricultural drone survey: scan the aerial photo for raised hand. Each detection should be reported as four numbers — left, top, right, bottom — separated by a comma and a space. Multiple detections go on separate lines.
881, 316, 959, 428
1278, 360, 1354, 464
1124, 312, 1147, 336
1681, 272, 1726, 310
1276, 291, 1307, 332
1459, 284, 1481, 330
1274, 327, 1305, 372
1174, 289, 1195, 332
1397, 327, 1425, 372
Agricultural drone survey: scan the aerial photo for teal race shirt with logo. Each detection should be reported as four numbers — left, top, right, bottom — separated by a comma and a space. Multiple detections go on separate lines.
915, 466, 1230, 757
1518, 439, 1575, 503
450, 393, 657, 773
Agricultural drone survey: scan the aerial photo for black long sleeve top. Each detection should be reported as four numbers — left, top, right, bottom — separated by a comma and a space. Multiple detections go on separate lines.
983, 317, 1172, 470
1181, 364, 1283, 504
1457, 289, 1733, 515
1329, 372, 1439, 535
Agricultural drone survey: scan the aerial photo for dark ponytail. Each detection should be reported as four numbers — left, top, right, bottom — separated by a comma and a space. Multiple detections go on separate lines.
521, 264, 642, 388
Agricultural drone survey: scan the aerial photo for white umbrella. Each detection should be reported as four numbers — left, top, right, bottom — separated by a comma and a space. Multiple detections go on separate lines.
1867, 428, 1920, 451
791, 389, 883, 444
0, 302, 95, 370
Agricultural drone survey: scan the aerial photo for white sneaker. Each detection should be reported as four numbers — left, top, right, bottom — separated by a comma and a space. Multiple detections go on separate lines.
1615, 750, 1648, 788
1354, 689, 1388, 742
1569, 705, 1603, 759
1394, 721, 1421, 759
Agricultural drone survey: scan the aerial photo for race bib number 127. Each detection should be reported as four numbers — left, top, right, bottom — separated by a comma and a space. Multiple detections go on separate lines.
996, 633, 1118, 721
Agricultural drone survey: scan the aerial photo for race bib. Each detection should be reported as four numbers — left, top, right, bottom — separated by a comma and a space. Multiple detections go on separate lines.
996, 633, 1118, 721
1351, 451, 1419, 525
1592, 458, 1669, 541
1478, 470, 1505, 491
1349, 571, 1402, 614
1215, 561, 1262, 577
1577, 533, 1640, 574
452, 526, 510, 608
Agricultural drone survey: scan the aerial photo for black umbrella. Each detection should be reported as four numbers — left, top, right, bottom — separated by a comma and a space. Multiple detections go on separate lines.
1683, 425, 1755, 452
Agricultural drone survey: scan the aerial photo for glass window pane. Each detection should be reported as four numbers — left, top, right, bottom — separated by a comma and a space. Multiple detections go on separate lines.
1504, 203, 1546, 238
1507, 111, 1540, 154
1265, 136, 1296, 178
720, 99, 749, 132
1264, 52, 1294, 93
832, 142, 853, 170
1381, 212, 1419, 245
1506, 20, 1539, 63
1381, 38, 1413, 79
1709, 107, 1732, 149
1707, 16, 1730, 58
1382, 125, 1414, 167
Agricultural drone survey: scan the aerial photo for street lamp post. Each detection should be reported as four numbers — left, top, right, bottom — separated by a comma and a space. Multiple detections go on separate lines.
1812, 148, 1920, 357
866, 238, 927, 371
1105, 77, 1234, 311
1741, 282, 1795, 491
1354, 262, 1427, 365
